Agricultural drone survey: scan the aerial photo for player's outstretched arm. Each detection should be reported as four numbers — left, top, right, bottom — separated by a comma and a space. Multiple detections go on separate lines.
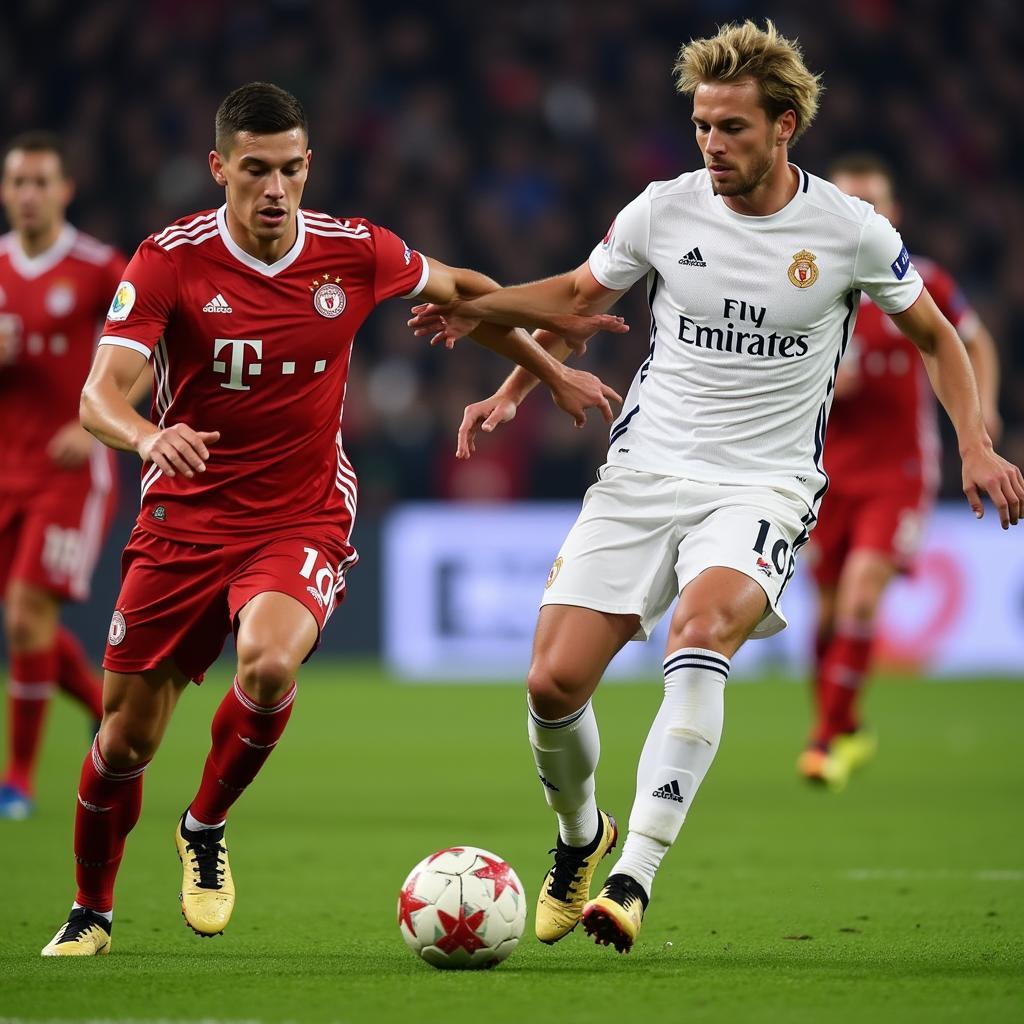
455, 266, 629, 459
890, 290, 1024, 528
417, 259, 623, 430
411, 260, 628, 350
80, 345, 219, 480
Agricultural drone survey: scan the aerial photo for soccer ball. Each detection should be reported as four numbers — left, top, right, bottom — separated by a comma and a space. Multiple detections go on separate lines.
397, 846, 527, 969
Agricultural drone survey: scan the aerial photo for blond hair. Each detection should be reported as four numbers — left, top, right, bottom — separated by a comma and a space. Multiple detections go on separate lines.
674, 20, 822, 144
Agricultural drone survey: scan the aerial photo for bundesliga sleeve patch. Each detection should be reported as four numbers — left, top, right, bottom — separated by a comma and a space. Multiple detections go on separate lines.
890, 246, 912, 281
107, 281, 137, 321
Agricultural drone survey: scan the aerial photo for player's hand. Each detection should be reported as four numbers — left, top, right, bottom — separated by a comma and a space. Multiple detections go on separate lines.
961, 444, 1024, 529
47, 421, 96, 469
539, 313, 628, 355
408, 303, 481, 349
138, 423, 220, 479
456, 393, 519, 460
549, 366, 623, 430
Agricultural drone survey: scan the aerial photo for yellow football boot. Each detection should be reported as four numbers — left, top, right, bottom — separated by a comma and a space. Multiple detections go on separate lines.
582, 873, 648, 953
797, 746, 849, 792
175, 815, 235, 936
41, 908, 112, 956
535, 809, 618, 944
831, 730, 878, 777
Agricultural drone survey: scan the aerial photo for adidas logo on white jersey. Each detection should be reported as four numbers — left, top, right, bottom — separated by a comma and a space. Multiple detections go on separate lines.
202, 293, 233, 313
678, 247, 707, 268
652, 779, 685, 803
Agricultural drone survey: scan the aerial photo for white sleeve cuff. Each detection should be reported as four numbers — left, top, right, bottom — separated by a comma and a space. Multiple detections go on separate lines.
587, 253, 619, 291
884, 278, 925, 317
99, 336, 153, 360
400, 255, 431, 299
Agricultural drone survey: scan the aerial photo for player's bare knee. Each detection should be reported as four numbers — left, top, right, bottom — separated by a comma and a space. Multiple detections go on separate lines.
526, 658, 589, 720
236, 647, 296, 705
846, 595, 878, 627
839, 583, 884, 627
3, 593, 53, 652
4, 611, 35, 653
670, 611, 742, 656
97, 716, 160, 769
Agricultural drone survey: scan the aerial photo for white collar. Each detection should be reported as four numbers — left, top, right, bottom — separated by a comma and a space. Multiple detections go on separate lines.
216, 204, 306, 277
8, 224, 77, 280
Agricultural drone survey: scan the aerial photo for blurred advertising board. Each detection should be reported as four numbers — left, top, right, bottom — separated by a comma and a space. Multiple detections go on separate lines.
383, 503, 1024, 682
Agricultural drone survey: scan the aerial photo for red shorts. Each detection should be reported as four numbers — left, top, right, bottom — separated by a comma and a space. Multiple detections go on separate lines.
103, 525, 358, 683
0, 457, 117, 602
806, 483, 933, 588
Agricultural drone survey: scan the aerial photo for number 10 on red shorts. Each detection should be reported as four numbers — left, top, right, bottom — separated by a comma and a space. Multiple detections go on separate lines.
103, 526, 357, 683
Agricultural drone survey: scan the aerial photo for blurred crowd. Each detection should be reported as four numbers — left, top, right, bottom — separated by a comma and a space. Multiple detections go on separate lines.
3, 0, 1022, 511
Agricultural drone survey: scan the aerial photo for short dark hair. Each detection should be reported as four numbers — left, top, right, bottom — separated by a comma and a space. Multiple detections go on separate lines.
215, 82, 308, 154
4, 130, 68, 176
827, 152, 897, 191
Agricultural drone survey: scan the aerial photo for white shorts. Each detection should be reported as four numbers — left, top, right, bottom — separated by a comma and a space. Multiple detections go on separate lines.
540, 466, 811, 641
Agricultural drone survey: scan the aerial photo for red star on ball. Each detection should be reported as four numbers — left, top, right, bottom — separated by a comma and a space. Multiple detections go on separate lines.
472, 856, 521, 900
428, 846, 465, 864
397, 875, 429, 933
435, 904, 488, 955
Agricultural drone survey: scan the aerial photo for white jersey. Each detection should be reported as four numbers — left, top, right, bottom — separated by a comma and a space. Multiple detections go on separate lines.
589, 166, 924, 513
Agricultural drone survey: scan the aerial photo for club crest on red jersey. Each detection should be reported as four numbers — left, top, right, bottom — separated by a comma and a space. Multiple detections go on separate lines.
310, 274, 346, 319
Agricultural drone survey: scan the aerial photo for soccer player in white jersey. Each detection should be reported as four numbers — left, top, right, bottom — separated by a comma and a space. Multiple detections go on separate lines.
410, 20, 1024, 953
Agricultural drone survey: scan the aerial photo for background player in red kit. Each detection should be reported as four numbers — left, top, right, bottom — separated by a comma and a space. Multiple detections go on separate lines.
41, 82, 625, 956
0, 133, 126, 820
800, 153, 1003, 789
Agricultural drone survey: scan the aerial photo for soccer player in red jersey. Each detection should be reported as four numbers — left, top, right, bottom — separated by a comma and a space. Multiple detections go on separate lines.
799, 153, 1003, 789
0, 133, 127, 821
40, 82, 624, 956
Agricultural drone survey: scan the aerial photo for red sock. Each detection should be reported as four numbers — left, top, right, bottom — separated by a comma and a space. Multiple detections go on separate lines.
55, 626, 104, 719
188, 677, 296, 825
74, 739, 149, 912
814, 623, 874, 747
3, 647, 58, 795
811, 628, 832, 707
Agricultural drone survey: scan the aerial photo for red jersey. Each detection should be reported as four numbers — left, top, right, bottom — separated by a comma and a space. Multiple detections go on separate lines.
0, 226, 124, 493
100, 206, 428, 545
823, 257, 976, 495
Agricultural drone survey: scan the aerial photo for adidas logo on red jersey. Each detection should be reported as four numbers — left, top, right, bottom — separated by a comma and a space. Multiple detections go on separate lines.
202, 293, 233, 313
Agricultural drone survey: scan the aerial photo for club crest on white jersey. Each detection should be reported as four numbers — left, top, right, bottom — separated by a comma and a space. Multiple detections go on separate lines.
588, 167, 923, 514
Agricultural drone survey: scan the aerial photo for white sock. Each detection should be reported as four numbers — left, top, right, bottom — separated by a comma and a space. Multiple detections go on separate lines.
613, 648, 728, 896
185, 810, 225, 832
72, 901, 112, 923
527, 696, 601, 847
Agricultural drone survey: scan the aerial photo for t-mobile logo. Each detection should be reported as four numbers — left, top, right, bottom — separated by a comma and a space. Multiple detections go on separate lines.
212, 337, 328, 390
213, 337, 263, 391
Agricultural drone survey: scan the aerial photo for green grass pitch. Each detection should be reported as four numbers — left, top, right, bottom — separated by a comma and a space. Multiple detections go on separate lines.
1, 662, 1021, 1023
